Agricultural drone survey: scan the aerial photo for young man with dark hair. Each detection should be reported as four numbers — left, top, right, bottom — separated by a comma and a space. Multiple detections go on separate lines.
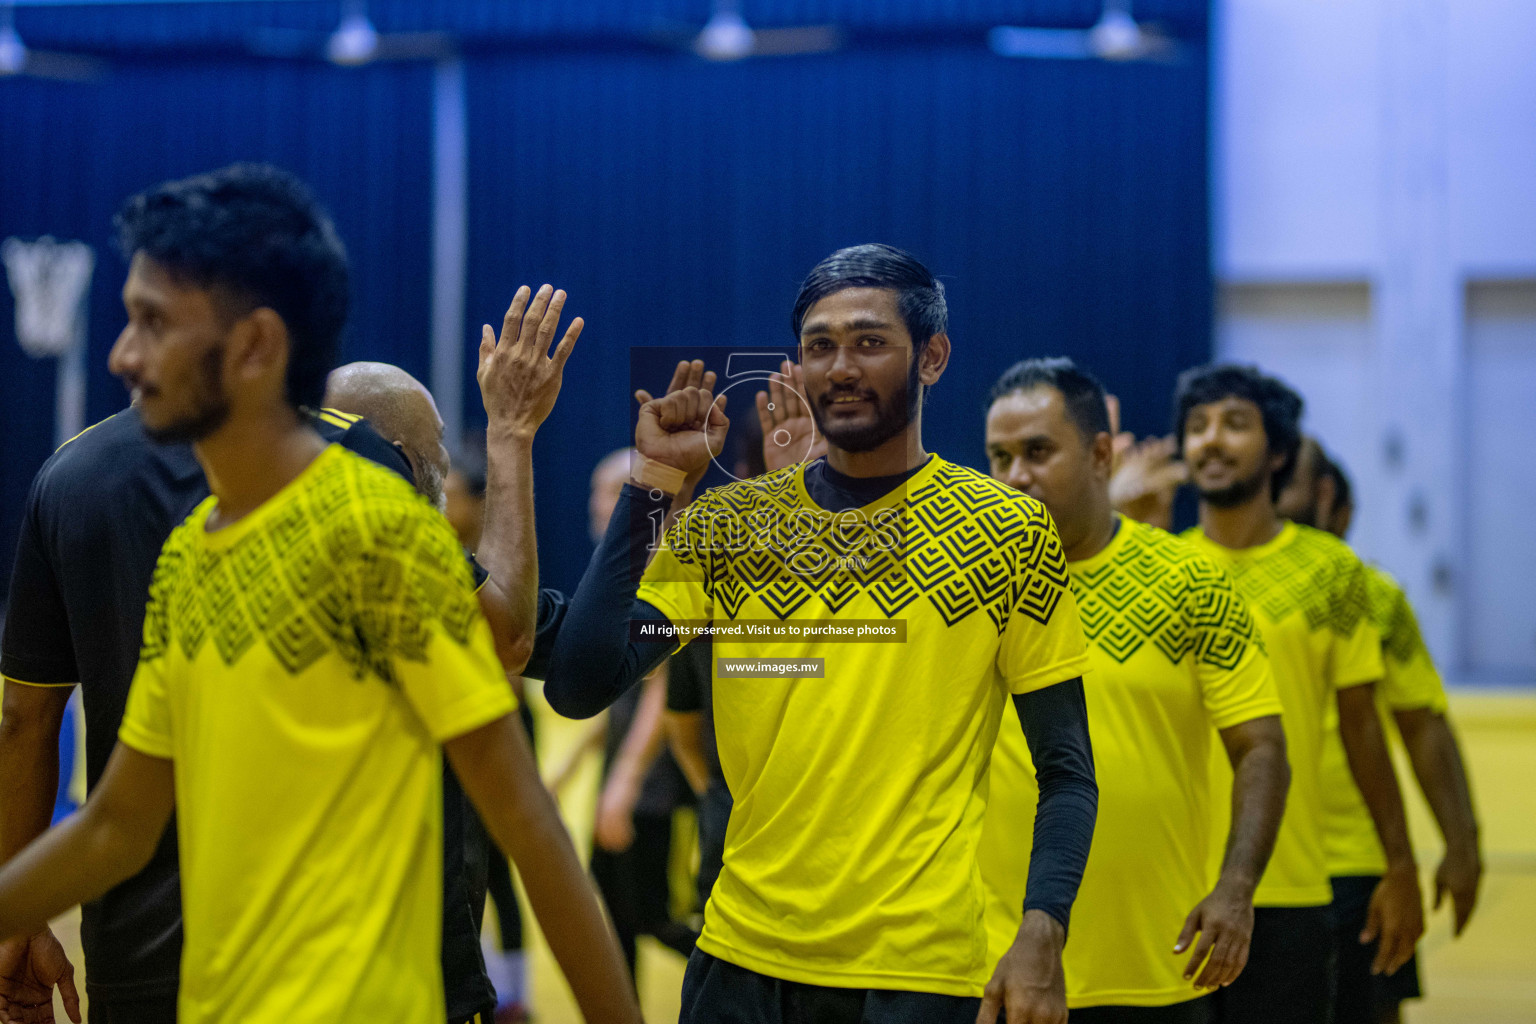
1278, 439, 1482, 1024
548, 243, 1098, 1024
981, 357, 1289, 1024
1173, 364, 1423, 1024
0, 164, 638, 1024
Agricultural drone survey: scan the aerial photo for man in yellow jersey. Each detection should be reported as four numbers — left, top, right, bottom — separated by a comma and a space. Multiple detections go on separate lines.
0, 164, 638, 1024
546, 244, 1099, 1024
1278, 438, 1481, 1024
1174, 364, 1423, 1024
980, 357, 1289, 1024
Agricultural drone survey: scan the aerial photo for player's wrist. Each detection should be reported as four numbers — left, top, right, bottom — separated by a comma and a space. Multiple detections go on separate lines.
486, 420, 538, 447
1016, 908, 1067, 951
629, 453, 688, 495
1213, 869, 1258, 901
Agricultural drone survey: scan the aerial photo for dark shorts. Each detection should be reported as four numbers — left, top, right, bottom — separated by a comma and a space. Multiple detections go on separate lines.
679, 948, 986, 1024
1330, 875, 1423, 1022
88, 992, 178, 1024
1071, 997, 1213, 1023
1211, 905, 1336, 1024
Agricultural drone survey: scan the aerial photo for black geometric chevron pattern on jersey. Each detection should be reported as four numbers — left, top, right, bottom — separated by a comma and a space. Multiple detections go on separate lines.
139, 453, 479, 684
1072, 523, 1262, 670
1213, 526, 1372, 639
665, 460, 1070, 634
1365, 566, 1429, 667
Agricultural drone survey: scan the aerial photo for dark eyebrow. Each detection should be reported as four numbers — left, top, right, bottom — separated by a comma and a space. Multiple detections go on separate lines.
800, 315, 897, 336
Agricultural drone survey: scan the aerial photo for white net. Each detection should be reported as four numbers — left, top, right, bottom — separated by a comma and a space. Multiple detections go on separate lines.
3, 235, 95, 358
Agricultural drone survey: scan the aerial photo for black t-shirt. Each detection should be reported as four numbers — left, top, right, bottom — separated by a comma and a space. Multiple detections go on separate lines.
0, 407, 547, 1015
664, 637, 721, 782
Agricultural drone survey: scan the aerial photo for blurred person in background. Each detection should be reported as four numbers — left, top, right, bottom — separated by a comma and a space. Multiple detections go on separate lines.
545, 448, 700, 984
1174, 364, 1422, 1024
981, 357, 1289, 1024
439, 436, 538, 1024
1277, 438, 1481, 1024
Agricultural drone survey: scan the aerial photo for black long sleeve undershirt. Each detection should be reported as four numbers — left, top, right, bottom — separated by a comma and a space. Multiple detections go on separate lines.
1012, 680, 1097, 935
544, 471, 1097, 930
544, 484, 676, 718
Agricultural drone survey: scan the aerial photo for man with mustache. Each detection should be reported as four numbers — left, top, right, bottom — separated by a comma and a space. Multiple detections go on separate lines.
980, 357, 1289, 1023
547, 244, 1099, 1023
1174, 365, 1422, 1024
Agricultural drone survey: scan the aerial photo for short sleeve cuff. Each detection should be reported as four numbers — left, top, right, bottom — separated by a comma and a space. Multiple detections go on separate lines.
2, 674, 76, 689
0, 655, 78, 687
1208, 696, 1286, 732
426, 685, 519, 744
1005, 652, 1091, 696
118, 720, 174, 760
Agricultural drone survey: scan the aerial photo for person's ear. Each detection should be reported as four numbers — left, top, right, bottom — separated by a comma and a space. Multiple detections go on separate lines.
390, 439, 421, 478
1090, 431, 1115, 481
917, 333, 950, 387
228, 307, 289, 397
1315, 475, 1338, 523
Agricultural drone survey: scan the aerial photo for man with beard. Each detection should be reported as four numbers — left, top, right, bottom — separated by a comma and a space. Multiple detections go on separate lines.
0, 164, 638, 1024
979, 358, 1289, 1023
1174, 365, 1422, 1024
546, 244, 1099, 1024
1278, 439, 1481, 1024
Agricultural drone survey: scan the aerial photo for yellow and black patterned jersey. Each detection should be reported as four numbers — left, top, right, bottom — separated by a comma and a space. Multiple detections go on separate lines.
982, 517, 1280, 1008
119, 445, 515, 1024
636, 455, 1089, 996
1185, 522, 1383, 907
1320, 564, 1448, 875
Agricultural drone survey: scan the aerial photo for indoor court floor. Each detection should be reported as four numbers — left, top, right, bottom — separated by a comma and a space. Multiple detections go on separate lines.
43, 686, 1536, 1024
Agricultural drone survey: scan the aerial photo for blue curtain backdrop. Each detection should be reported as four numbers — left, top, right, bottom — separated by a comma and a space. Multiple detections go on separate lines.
0, 0, 1208, 604
463, 46, 1209, 594
0, 59, 433, 595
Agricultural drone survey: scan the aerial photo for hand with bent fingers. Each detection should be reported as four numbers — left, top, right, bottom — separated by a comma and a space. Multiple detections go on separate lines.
756, 360, 826, 474
641, 360, 720, 496
976, 911, 1068, 1024
1363, 863, 1424, 976
478, 283, 584, 440
0, 929, 81, 1024
1174, 879, 1254, 990
633, 377, 728, 480
1435, 844, 1482, 937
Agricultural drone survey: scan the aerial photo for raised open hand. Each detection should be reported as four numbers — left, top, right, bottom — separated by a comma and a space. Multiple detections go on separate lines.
756, 360, 826, 474
477, 284, 584, 439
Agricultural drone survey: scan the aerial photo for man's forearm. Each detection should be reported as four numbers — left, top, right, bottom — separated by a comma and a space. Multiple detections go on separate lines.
1219, 729, 1289, 893
666, 712, 710, 795
0, 702, 65, 863
545, 485, 677, 719
1337, 685, 1415, 866
448, 714, 639, 1022
0, 797, 159, 941
1396, 710, 1479, 855
475, 431, 539, 656
1013, 680, 1098, 932
609, 669, 669, 791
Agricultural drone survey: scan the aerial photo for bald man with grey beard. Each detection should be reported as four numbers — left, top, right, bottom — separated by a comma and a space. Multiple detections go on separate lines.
322, 358, 571, 1024
325, 361, 453, 511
